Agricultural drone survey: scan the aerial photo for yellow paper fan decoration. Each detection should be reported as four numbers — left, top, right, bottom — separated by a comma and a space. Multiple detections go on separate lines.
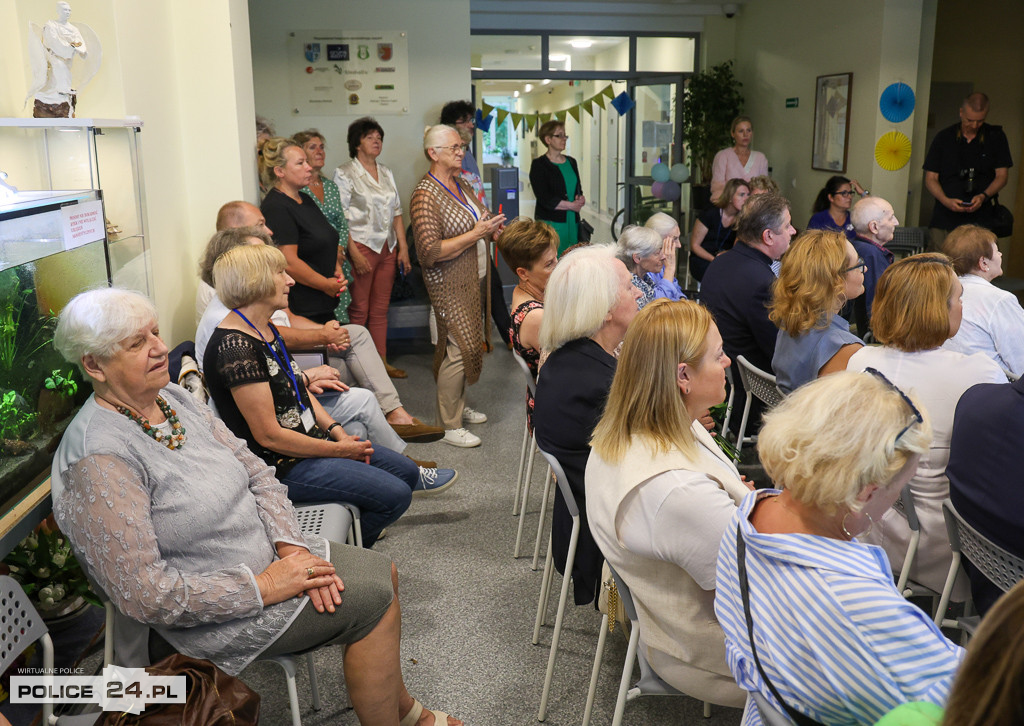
875, 131, 912, 171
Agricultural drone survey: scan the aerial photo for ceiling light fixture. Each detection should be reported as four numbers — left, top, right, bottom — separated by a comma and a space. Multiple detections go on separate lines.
525, 83, 534, 92
570, 39, 593, 49
513, 90, 520, 98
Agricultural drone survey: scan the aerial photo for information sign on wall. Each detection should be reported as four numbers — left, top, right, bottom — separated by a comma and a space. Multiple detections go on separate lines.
287, 30, 409, 115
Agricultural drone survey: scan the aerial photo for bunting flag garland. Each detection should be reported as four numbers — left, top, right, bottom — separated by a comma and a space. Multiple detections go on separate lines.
475, 84, 633, 131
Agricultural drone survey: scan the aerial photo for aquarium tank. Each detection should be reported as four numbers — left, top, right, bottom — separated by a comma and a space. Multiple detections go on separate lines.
0, 190, 111, 514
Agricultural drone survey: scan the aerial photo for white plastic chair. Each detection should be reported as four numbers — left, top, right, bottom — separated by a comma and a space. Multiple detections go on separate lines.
935, 499, 1024, 637
511, 350, 552, 567
0, 575, 58, 724
891, 485, 940, 614
533, 448, 580, 722
734, 355, 784, 452
586, 567, 710, 726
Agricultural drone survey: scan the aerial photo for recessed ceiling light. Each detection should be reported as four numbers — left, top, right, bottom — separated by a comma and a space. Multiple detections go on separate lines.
513, 90, 520, 98
570, 39, 593, 49
525, 83, 534, 92
541, 79, 551, 85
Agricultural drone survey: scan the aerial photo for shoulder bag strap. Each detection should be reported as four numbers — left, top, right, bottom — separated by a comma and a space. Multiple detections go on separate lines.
736, 526, 826, 726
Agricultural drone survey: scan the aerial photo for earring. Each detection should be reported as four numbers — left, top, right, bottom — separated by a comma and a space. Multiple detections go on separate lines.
841, 510, 874, 539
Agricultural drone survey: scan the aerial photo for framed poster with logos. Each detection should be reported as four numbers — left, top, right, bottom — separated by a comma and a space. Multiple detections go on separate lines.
287, 30, 409, 115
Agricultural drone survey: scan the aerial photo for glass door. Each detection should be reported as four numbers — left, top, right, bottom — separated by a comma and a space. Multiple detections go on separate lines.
620, 77, 683, 237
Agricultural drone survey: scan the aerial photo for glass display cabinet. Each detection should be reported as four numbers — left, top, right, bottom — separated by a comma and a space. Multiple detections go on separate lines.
0, 119, 151, 555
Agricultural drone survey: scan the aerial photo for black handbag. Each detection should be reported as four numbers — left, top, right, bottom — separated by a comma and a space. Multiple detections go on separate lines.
990, 198, 1014, 238
578, 218, 595, 243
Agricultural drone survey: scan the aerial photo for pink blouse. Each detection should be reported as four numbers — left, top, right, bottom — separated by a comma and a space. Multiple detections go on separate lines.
710, 147, 769, 202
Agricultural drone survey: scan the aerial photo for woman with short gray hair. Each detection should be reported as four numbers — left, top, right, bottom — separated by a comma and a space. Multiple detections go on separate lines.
616, 224, 685, 309
52, 286, 464, 725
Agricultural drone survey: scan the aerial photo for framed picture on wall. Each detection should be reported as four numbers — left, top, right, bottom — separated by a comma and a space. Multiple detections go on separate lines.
812, 72, 853, 172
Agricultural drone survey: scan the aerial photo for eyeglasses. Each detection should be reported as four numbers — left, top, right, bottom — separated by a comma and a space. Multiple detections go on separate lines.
435, 144, 468, 154
864, 368, 924, 443
833, 190, 855, 197
549, 133, 568, 139
845, 258, 867, 274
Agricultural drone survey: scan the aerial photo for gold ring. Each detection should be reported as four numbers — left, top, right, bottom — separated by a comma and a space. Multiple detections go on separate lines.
307, 567, 315, 578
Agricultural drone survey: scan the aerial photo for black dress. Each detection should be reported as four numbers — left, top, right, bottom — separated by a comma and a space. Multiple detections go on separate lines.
261, 188, 340, 322
533, 337, 616, 605
689, 206, 736, 282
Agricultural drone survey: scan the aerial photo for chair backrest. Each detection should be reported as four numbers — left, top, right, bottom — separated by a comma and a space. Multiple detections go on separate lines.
536, 447, 577, 518
943, 499, 1024, 593
889, 226, 927, 257
0, 575, 49, 673
751, 691, 796, 726
891, 484, 922, 531
735, 355, 784, 408
512, 349, 537, 396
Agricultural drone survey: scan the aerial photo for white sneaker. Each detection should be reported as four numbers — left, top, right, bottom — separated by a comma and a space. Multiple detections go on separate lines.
443, 427, 481, 448
462, 406, 488, 424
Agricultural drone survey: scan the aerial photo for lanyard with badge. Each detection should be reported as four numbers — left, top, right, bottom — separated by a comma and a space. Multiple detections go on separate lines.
429, 172, 480, 223
232, 309, 317, 433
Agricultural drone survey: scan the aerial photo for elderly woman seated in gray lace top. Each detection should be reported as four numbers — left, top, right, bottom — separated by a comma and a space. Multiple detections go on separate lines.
616, 224, 685, 310
51, 288, 462, 726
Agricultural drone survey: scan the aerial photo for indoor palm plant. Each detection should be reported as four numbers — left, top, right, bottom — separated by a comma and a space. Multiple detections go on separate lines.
681, 61, 744, 207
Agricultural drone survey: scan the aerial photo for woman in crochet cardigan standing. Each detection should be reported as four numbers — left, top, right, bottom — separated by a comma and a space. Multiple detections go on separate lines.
410, 125, 505, 448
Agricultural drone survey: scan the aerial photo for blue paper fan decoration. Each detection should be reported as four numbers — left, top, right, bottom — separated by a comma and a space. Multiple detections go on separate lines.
475, 109, 493, 133
611, 91, 635, 116
880, 83, 915, 123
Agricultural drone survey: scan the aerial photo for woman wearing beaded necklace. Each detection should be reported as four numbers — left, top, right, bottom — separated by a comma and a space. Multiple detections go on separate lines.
51, 287, 464, 725
410, 125, 506, 448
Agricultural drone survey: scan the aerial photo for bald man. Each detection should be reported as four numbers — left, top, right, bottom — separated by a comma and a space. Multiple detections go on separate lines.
203, 201, 443, 444
850, 196, 897, 319
923, 92, 1012, 248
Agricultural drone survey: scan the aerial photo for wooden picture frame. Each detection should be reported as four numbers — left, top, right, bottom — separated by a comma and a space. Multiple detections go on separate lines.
812, 72, 852, 172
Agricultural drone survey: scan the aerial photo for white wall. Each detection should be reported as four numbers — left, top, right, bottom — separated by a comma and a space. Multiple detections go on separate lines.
2, 0, 256, 347
248, 0, 472, 217
729, 0, 933, 226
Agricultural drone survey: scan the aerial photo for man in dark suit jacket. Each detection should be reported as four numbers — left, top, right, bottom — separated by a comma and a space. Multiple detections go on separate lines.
947, 377, 1024, 615
699, 193, 795, 431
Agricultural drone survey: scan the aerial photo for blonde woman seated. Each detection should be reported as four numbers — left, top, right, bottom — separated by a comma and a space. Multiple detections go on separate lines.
847, 253, 1004, 595
616, 224, 685, 310
587, 299, 748, 708
942, 223, 1024, 377
715, 371, 962, 725
769, 230, 865, 394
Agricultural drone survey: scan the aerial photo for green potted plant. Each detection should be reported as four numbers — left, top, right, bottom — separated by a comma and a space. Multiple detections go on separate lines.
3, 521, 100, 623
681, 61, 744, 210
38, 368, 78, 429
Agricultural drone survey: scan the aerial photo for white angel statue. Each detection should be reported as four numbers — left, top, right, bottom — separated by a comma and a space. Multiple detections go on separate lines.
24, 2, 102, 118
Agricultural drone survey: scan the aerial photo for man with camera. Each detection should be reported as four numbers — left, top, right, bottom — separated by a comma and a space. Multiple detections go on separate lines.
923, 92, 1013, 250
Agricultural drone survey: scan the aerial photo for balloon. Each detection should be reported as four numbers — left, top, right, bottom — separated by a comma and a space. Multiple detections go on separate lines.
651, 163, 670, 183
651, 181, 666, 199
670, 163, 690, 183
661, 181, 681, 202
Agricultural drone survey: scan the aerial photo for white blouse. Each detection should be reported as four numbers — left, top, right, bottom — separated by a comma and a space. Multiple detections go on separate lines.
333, 158, 403, 253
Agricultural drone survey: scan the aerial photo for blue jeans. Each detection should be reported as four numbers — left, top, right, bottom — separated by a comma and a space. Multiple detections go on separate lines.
280, 446, 418, 548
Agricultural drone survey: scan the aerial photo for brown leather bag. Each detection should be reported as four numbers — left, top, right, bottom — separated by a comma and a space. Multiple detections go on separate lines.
99, 654, 260, 725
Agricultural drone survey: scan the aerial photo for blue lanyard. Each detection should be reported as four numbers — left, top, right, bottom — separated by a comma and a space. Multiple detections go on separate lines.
231, 309, 306, 411
429, 172, 479, 221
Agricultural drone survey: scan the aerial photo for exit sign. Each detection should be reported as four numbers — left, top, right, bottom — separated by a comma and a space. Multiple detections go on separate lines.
785, 98, 799, 108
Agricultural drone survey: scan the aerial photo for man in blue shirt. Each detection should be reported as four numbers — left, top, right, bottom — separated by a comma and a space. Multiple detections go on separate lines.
851, 196, 897, 322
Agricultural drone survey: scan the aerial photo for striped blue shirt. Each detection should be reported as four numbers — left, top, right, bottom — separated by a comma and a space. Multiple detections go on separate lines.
715, 490, 963, 726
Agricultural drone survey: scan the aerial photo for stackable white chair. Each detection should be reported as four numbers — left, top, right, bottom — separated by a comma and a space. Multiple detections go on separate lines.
935, 499, 1024, 638
533, 448, 580, 722
891, 485, 940, 615
734, 355, 784, 452
511, 350, 552, 567
581, 567, 710, 726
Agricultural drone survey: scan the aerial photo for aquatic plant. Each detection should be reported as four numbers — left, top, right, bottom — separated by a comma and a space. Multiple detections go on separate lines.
0, 269, 57, 395
0, 390, 36, 442
44, 369, 78, 397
